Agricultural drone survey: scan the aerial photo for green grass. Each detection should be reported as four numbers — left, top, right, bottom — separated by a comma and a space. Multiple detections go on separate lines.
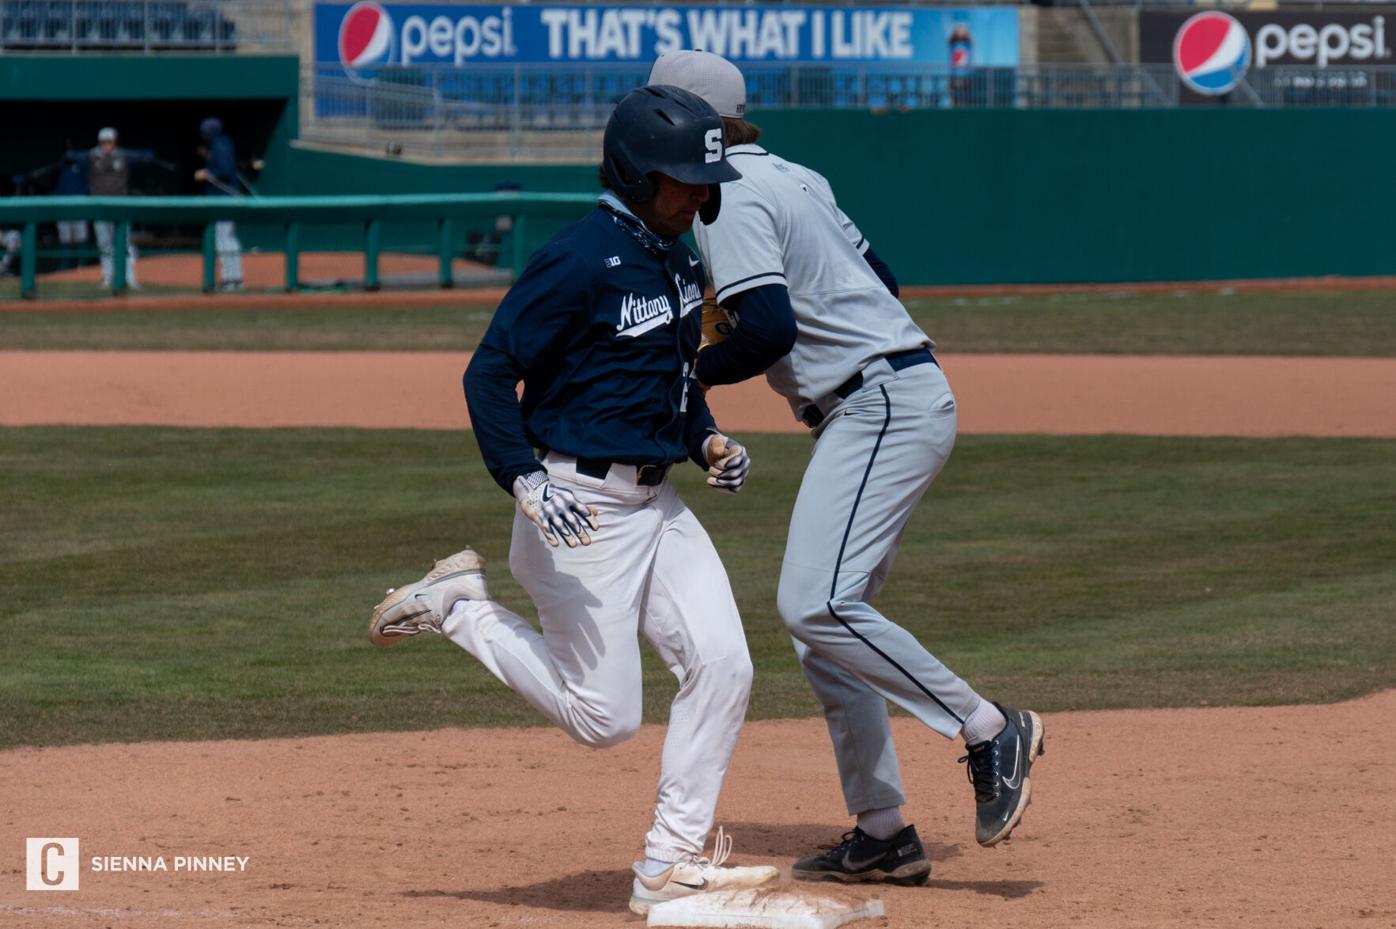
0, 278, 189, 302
4, 427, 1394, 747
920, 289, 1396, 356
3, 289, 1394, 354
0, 304, 497, 351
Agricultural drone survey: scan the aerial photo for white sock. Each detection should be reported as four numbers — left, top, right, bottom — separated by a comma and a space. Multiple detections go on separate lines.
961, 698, 1007, 745
856, 806, 905, 841
638, 857, 674, 878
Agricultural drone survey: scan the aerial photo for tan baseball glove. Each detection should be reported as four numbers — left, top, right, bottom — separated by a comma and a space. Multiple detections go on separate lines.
699, 296, 735, 352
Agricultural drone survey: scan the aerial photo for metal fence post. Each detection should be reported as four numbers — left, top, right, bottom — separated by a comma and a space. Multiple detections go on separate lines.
364, 219, 381, 291
202, 223, 217, 293
511, 64, 523, 160
437, 217, 454, 289
285, 222, 300, 291
113, 221, 129, 294
20, 222, 37, 299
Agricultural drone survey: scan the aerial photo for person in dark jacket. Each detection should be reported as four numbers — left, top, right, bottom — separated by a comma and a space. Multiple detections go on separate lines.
10, 140, 92, 269
194, 117, 243, 291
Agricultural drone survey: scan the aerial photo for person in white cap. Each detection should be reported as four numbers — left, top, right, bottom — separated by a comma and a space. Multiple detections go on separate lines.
89, 127, 157, 289
649, 49, 1045, 886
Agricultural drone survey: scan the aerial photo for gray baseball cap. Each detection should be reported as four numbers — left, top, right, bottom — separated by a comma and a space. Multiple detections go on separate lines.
97, 127, 117, 142
648, 50, 746, 119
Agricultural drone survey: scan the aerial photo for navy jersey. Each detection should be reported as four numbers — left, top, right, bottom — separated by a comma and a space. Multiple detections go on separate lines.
465, 205, 717, 492
203, 135, 238, 196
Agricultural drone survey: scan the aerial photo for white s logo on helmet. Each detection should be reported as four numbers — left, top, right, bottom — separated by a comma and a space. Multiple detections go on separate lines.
704, 128, 722, 164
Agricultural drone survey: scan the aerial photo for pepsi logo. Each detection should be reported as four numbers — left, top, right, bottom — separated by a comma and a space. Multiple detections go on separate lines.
1173, 11, 1251, 96
339, 1, 394, 72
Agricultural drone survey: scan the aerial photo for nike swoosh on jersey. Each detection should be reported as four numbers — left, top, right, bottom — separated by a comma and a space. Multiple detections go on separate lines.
689, 256, 701, 267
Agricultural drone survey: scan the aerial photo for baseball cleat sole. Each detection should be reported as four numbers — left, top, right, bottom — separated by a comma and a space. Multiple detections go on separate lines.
368, 549, 486, 647
793, 860, 931, 886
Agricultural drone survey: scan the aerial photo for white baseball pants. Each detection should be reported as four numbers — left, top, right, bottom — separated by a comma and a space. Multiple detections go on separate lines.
57, 220, 88, 244
777, 360, 984, 815
93, 221, 137, 287
443, 454, 753, 862
215, 221, 243, 284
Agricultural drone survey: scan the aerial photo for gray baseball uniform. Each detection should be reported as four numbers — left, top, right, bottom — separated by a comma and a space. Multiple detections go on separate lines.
695, 145, 983, 815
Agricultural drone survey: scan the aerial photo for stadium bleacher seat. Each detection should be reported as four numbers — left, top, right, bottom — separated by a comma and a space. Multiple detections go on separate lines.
0, 0, 237, 49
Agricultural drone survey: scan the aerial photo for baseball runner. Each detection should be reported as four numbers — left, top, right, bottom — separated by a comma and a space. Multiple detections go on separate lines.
368, 85, 778, 915
650, 51, 1045, 884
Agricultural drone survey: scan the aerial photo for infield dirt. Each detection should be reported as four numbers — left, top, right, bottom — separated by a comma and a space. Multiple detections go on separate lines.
3, 692, 1393, 928
4, 350, 1396, 436
5, 344, 1394, 927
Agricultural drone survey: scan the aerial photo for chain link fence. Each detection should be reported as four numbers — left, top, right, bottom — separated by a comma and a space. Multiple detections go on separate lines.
302, 62, 1396, 160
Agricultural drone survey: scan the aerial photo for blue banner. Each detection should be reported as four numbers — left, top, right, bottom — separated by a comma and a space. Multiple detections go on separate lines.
316, 2, 1019, 72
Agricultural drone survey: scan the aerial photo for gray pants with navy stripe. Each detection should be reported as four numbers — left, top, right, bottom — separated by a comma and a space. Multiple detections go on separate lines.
777, 359, 982, 816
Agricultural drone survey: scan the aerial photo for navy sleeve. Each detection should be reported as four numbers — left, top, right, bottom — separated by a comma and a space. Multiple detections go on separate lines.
693, 283, 798, 387
208, 138, 237, 184
862, 246, 900, 298
464, 346, 540, 493
682, 377, 719, 469
126, 149, 158, 166
466, 244, 589, 492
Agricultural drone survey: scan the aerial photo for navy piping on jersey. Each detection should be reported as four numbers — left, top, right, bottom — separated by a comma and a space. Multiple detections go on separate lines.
825, 384, 966, 726
715, 270, 786, 303
728, 150, 770, 157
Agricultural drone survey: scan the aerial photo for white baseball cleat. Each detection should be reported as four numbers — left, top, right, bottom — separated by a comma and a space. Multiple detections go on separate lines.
628, 827, 780, 915
368, 548, 489, 647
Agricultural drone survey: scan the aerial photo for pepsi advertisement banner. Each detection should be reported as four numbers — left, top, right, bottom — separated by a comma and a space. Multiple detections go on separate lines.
1142, 8, 1392, 103
317, 2, 1019, 73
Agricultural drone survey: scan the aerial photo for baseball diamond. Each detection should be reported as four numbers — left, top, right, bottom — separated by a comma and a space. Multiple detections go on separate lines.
4, 11, 1396, 929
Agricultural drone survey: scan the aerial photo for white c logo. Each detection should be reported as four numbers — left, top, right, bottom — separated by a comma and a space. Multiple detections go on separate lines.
41, 843, 65, 887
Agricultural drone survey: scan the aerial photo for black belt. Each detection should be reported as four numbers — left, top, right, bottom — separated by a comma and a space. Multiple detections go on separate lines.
800, 348, 938, 429
575, 457, 672, 486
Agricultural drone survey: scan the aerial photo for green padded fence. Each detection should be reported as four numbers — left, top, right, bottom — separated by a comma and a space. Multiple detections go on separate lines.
0, 192, 596, 298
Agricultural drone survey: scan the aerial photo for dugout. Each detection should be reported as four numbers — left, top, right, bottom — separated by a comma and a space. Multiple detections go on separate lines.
0, 55, 296, 196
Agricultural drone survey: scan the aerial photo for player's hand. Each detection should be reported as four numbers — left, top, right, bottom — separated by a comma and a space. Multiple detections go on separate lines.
704, 434, 750, 494
513, 470, 599, 548
194, 168, 209, 182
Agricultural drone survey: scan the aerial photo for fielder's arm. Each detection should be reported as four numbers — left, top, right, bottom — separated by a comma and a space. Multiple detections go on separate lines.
694, 283, 798, 388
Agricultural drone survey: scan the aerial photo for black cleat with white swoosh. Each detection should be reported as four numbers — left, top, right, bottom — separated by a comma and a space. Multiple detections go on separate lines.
792, 825, 931, 886
962, 703, 1045, 847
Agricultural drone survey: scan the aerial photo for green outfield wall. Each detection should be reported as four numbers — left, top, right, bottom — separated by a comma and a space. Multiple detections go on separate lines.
269, 108, 1396, 285
6, 52, 1395, 287
752, 108, 1396, 285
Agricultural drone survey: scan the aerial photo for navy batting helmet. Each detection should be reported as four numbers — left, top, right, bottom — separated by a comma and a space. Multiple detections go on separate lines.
602, 85, 740, 223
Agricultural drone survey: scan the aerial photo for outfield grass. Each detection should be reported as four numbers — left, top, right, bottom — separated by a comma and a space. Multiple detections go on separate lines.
3, 427, 1394, 747
2, 289, 1394, 355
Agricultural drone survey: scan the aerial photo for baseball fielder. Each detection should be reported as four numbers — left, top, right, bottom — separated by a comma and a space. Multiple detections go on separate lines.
650, 51, 1044, 884
369, 85, 777, 915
